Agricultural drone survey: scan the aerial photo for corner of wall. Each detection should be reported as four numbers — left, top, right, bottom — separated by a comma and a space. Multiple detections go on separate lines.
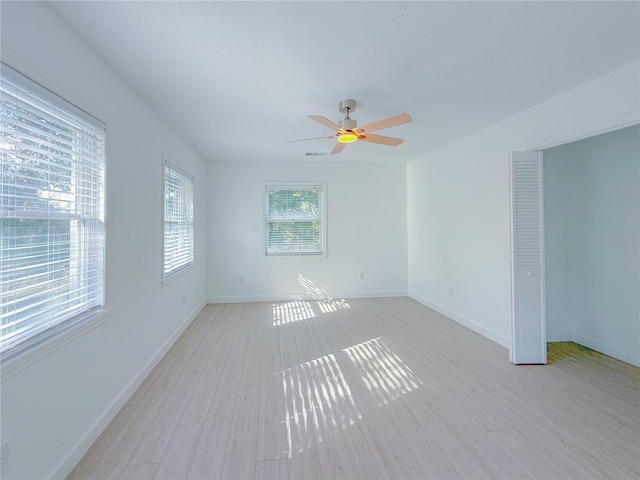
408, 292, 511, 349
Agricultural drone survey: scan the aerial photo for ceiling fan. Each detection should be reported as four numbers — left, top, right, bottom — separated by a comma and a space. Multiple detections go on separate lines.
287, 99, 412, 155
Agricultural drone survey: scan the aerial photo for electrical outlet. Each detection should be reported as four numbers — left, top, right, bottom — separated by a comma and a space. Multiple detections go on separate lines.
449, 286, 454, 296
358, 272, 365, 280
1, 442, 10, 475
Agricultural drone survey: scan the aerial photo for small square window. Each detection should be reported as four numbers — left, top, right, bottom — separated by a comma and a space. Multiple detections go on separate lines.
265, 184, 325, 256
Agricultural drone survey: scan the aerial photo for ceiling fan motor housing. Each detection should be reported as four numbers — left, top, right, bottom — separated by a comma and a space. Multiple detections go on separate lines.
339, 117, 357, 130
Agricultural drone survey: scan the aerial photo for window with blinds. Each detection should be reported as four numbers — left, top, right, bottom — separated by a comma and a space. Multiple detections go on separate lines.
0, 64, 105, 357
163, 162, 193, 279
265, 184, 325, 255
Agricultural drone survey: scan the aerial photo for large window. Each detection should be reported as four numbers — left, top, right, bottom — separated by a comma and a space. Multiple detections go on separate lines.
163, 161, 193, 279
265, 184, 325, 255
0, 64, 105, 357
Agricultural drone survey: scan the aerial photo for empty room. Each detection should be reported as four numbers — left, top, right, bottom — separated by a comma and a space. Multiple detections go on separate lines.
0, 1, 638, 479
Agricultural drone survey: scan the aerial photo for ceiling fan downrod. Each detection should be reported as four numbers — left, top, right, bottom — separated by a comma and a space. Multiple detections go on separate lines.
338, 99, 357, 131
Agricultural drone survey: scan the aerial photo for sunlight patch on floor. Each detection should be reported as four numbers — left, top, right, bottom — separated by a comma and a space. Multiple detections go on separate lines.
344, 337, 422, 406
298, 273, 351, 315
282, 353, 361, 456
272, 300, 316, 326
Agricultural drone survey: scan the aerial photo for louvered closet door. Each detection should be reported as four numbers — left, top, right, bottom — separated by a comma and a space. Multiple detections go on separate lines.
509, 151, 547, 364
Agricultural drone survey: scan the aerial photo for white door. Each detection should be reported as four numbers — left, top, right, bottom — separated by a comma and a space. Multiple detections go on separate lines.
509, 151, 547, 364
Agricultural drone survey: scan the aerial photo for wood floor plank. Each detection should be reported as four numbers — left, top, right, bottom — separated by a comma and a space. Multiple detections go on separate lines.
474, 430, 558, 479
220, 384, 261, 480
83, 395, 168, 479
118, 464, 158, 480
286, 440, 323, 480
313, 424, 358, 479
559, 422, 640, 478
398, 427, 461, 479
349, 383, 424, 479
484, 388, 615, 479
186, 366, 242, 480
67, 404, 137, 480
254, 459, 289, 480
337, 417, 392, 479
68, 298, 640, 480
127, 387, 191, 465
256, 354, 287, 461
240, 308, 266, 386
177, 339, 228, 426
153, 423, 203, 479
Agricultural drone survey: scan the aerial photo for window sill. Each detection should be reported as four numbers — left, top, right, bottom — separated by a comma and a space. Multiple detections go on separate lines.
0, 308, 112, 381
263, 252, 328, 261
162, 262, 193, 286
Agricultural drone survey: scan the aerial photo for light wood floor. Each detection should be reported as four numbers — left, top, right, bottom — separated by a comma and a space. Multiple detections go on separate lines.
68, 297, 640, 479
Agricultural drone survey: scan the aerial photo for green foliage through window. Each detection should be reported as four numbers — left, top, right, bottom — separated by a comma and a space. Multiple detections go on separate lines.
266, 186, 324, 255
1, 64, 105, 356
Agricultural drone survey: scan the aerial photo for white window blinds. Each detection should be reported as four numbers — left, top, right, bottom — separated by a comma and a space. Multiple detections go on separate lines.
0, 64, 105, 356
265, 185, 325, 255
163, 162, 193, 279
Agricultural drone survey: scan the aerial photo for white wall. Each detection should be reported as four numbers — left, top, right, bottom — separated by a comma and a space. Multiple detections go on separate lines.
408, 60, 639, 349
208, 161, 407, 302
544, 126, 639, 366
1, 4, 637, 477
1, 3, 208, 479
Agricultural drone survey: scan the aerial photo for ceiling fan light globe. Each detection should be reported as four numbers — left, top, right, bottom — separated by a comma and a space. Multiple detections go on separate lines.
337, 133, 358, 143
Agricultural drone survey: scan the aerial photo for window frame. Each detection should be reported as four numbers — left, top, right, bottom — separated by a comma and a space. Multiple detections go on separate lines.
0, 62, 106, 362
162, 159, 194, 282
264, 182, 327, 257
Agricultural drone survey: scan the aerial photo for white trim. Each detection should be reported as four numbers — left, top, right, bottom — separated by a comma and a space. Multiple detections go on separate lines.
534, 120, 640, 152
207, 290, 407, 304
0, 309, 111, 380
546, 332, 573, 343
0, 48, 107, 125
50, 300, 206, 480
572, 334, 640, 368
409, 292, 511, 349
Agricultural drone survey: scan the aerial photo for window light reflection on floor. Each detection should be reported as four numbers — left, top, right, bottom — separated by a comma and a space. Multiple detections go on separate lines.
272, 300, 316, 326
343, 337, 422, 406
282, 354, 361, 456
271, 275, 351, 326
298, 273, 351, 314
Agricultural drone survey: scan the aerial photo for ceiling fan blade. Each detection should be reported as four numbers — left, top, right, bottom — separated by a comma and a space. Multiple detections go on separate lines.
330, 142, 346, 155
358, 113, 412, 133
308, 115, 341, 131
360, 133, 404, 146
285, 135, 335, 143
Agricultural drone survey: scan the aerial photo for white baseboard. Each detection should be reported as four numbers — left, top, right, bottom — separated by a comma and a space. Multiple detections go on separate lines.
52, 300, 206, 479
546, 332, 573, 343
545, 332, 639, 366
408, 292, 511, 348
573, 334, 640, 367
207, 290, 407, 304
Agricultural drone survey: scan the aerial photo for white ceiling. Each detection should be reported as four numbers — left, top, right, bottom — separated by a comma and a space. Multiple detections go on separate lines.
48, 1, 639, 164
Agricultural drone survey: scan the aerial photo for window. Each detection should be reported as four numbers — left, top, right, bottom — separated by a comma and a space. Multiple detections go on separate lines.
265, 184, 325, 255
163, 161, 193, 279
0, 64, 105, 357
